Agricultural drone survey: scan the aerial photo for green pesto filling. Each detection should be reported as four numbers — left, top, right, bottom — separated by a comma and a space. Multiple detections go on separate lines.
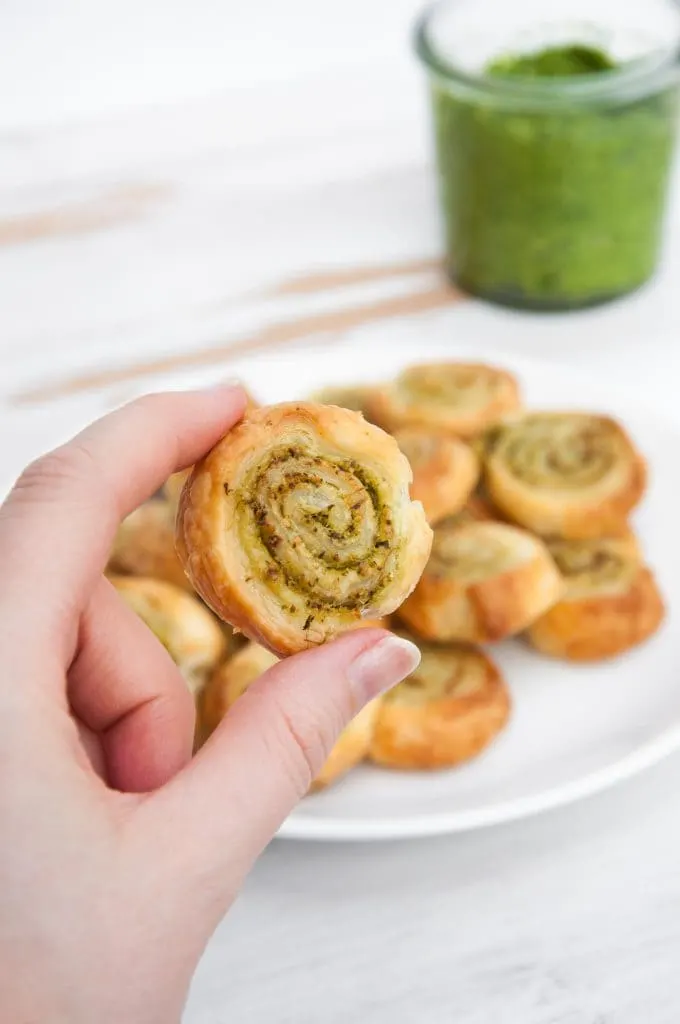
487, 44, 616, 78
551, 545, 620, 580
234, 447, 398, 615
430, 44, 679, 310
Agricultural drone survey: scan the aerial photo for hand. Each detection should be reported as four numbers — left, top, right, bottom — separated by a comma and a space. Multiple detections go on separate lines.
0, 386, 420, 1024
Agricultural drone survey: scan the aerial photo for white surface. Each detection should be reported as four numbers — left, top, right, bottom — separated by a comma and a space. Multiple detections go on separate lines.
9, 342, 676, 843
189, 759, 680, 1024
246, 345, 677, 840
3, 15, 680, 1019
0, 0, 425, 129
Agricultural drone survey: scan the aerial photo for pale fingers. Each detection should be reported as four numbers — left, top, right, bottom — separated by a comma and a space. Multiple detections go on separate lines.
141, 629, 420, 914
68, 577, 196, 792
0, 385, 246, 636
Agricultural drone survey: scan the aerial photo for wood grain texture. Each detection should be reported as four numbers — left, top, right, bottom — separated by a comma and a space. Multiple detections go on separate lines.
186, 755, 680, 1024
12, 282, 461, 402
270, 257, 443, 295
0, 183, 169, 246
0, 75, 448, 405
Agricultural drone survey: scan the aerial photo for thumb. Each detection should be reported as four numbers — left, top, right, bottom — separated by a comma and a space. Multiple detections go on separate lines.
147, 629, 419, 891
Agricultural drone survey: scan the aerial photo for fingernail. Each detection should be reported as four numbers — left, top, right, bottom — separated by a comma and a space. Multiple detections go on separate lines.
347, 635, 421, 703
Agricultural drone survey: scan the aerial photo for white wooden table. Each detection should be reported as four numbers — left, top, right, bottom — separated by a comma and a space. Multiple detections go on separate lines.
2, 33, 680, 1023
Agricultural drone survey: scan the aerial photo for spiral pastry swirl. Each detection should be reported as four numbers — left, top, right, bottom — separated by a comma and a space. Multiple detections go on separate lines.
369, 633, 510, 769
176, 402, 432, 655
548, 533, 641, 597
527, 534, 665, 661
394, 427, 479, 524
368, 361, 521, 436
398, 519, 563, 643
482, 412, 646, 538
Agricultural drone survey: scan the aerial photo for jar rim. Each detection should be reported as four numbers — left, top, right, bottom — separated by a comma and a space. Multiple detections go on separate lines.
414, 0, 680, 107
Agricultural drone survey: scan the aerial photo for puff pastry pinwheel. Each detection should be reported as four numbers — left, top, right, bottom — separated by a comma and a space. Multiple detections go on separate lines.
163, 469, 191, 514
398, 519, 563, 643
108, 500, 191, 591
369, 635, 510, 769
481, 412, 646, 538
442, 491, 500, 530
367, 361, 521, 437
176, 402, 432, 655
394, 428, 479, 525
526, 534, 665, 660
200, 641, 381, 791
110, 575, 226, 694
310, 384, 380, 423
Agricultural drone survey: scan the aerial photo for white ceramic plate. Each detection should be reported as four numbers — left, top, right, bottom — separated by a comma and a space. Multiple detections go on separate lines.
4, 337, 680, 841
259, 339, 680, 841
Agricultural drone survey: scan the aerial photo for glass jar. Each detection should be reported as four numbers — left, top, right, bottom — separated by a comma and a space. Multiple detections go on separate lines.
415, 0, 680, 310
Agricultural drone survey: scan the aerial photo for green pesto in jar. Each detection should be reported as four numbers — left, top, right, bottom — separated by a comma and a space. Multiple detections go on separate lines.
487, 44, 615, 78
431, 44, 679, 309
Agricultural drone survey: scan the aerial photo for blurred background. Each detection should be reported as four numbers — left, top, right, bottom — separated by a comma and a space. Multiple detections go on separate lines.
3, 0, 680, 412
5, 6, 680, 1024
0, 0, 450, 415
0, 0, 426, 128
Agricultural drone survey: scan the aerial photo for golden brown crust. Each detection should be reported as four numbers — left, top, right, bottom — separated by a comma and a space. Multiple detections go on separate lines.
310, 385, 380, 423
465, 490, 504, 522
163, 470, 191, 513
367, 362, 521, 437
394, 428, 479, 525
176, 402, 432, 656
526, 535, 665, 660
356, 617, 389, 630
107, 500, 192, 591
110, 575, 226, 693
441, 491, 500, 529
398, 520, 563, 643
482, 412, 647, 538
198, 618, 385, 736
199, 641, 380, 790
369, 637, 510, 769
309, 700, 381, 791
200, 643, 279, 730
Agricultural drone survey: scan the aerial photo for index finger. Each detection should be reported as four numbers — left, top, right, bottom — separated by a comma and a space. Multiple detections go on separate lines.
0, 384, 246, 624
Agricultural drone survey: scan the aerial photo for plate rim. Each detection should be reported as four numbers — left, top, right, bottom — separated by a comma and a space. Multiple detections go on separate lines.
266, 345, 680, 841
277, 724, 680, 840
7, 343, 679, 843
